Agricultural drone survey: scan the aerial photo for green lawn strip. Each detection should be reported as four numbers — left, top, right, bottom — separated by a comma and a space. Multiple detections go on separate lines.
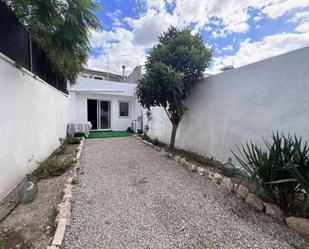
87, 131, 132, 139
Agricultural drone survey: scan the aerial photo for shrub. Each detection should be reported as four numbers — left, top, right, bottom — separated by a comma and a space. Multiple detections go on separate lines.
233, 133, 309, 212
35, 158, 76, 179
66, 136, 81, 144
153, 137, 160, 145
144, 124, 149, 133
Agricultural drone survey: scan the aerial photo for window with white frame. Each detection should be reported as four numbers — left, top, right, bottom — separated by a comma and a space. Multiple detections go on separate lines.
119, 101, 129, 117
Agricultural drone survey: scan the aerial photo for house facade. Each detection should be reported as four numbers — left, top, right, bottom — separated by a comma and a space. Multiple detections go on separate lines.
68, 73, 143, 132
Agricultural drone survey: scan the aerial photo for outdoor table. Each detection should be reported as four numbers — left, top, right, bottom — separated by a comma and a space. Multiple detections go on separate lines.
67, 122, 92, 137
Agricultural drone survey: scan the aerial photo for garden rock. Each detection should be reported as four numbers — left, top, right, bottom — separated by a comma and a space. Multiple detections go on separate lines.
188, 163, 197, 172
286, 217, 309, 238
213, 173, 223, 184
174, 155, 181, 162
208, 172, 215, 180
179, 157, 187, 166
221, 177, 234, 191
264, 202, 284, 221
197, 167, 206, 176
235, 184, 249, 200
245, 193, 264, 211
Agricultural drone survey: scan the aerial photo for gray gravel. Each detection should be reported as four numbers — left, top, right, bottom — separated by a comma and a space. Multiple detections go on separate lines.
63, 137, 306, 249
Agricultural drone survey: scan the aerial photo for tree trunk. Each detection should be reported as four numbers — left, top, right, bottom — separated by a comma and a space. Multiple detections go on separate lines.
169, 123, 178, 149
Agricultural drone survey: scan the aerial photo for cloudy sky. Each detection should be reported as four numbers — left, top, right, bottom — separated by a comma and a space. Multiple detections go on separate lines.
88, 0, 309, 76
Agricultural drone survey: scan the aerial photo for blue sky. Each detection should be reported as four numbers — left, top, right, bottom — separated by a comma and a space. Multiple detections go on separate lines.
88, 0, 309, 75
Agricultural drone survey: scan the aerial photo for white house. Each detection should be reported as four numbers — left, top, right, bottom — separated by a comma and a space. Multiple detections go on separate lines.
68, 72, 143, 132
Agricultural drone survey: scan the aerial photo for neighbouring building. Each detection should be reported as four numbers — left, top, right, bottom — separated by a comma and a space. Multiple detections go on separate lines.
125, 65, 144, 83
80, 68, 124, 82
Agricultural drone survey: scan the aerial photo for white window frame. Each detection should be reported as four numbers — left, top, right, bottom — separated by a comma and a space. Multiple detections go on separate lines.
119, 101, 130, 118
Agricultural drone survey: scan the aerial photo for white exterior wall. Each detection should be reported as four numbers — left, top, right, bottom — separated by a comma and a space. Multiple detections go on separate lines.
0, 55, 69, 200
68, 76, 142, 131
69, 92, 141, 131
147, 46, 309, 163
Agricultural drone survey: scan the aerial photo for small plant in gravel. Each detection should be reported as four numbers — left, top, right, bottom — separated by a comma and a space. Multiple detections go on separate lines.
72, 177, 80, 185
0, 233, 6, 249
153, 137, 160, 145
59, 137, 66, 154
301, 242, 309, 249
34, 158, 76, 179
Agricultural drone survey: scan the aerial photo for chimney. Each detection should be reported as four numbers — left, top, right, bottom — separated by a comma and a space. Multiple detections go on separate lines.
122, 65, 126, 81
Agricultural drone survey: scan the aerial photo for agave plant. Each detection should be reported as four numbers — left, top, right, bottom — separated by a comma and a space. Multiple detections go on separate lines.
286, 136, 309, 211
233, 133, 309, 212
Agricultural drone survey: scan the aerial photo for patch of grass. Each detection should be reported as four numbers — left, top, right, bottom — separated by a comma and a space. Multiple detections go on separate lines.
0, 233, 6, 249
29, 243, 35, 249
0, 231, 32, 249
301, 242, 309, 249
88, 131, 132, 139
34, 158, 76, 179
71, 177, 80, 185
74, 132, 86, 137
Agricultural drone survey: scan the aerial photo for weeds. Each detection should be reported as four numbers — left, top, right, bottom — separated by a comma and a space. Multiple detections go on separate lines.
0, 233, 6, 249
34, 158, 76, 179
59, 137, 66, 153
66, 136, 81, 144
153, 137, 160, 145
72, 177, 80, 185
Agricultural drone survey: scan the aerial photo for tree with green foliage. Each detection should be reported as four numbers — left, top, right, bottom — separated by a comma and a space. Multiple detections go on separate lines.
5, 0, 101, 82
136, 26, 212, 149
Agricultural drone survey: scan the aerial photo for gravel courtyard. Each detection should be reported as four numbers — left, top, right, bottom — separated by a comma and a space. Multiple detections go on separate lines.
63, 137, 306, 249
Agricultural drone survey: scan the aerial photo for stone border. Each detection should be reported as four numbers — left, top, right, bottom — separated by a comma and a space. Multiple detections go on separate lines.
47, 137, 85, 249
137, 136, 309, 239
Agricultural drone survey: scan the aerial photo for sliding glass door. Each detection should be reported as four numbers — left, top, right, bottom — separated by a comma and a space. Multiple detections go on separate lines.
87, 99, 111, 130
100, 101, 110, 129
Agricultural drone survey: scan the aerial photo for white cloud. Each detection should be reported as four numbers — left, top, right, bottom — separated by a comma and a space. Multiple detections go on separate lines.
88, 28, 145, 75
125, 8, 176, 46
222, 45, 233, 51
295, 22, 309, 33
209, 30, 309, 74
288, 11, 309, 23
253, 15, 262, 22
262, 0, 309, 19
106, 9, 122, 27
211, 30, 226, 39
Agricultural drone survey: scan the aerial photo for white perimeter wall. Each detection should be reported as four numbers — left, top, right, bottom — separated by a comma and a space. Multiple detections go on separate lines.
147, 46, 309, 164
0, 55, 69, 200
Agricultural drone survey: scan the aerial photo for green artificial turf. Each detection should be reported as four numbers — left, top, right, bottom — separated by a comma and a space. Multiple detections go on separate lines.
87, 131, 133, 139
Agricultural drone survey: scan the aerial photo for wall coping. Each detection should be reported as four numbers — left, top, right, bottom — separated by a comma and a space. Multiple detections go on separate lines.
0, 52, 68, 98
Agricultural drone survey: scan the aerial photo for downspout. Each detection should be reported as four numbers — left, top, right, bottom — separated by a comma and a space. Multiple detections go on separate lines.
29, 32, 33, 72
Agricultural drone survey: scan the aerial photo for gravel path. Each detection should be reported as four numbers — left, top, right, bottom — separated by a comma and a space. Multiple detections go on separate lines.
63, 137, 306, 249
